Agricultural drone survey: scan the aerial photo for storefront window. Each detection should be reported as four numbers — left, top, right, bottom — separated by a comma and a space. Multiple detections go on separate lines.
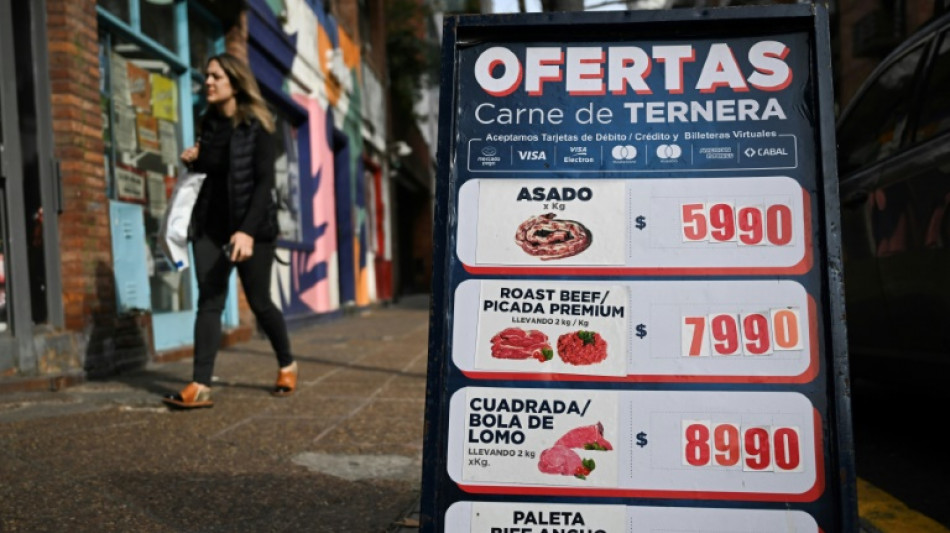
188, 8, 219, 72
100, 32, 192, 313
273, 110, 302, 243
99, 0, 130, 25
140, 1, 177, 53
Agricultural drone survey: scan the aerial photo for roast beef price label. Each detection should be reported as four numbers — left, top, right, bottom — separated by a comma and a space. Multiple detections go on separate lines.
452, 279, 816, 382
445, 501, 819, 532
456, 177, 810, 274
447, 387, 820, 500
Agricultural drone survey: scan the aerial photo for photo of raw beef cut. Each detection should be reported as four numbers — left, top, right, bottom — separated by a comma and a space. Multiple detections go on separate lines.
537, 445, 583, 475
536, 421, 611, 479
554, 422, 613, 450
490, 327, 553, 362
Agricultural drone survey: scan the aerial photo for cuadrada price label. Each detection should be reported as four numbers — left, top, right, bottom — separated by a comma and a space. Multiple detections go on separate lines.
447, 387, 821, 501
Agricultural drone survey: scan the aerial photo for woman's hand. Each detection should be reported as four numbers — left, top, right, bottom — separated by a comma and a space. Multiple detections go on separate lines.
229, 231, 254, 262
180, 143, 200, 165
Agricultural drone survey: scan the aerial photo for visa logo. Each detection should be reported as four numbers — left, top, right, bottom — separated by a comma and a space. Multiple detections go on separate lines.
518, 150, 547, 161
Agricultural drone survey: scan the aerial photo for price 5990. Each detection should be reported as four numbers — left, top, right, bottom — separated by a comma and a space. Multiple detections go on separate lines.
682, 421, 803, 472
682, 202, 794, 246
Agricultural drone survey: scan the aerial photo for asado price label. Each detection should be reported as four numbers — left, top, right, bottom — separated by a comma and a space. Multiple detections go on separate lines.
445, 501, 819, 532
447, 387, 821, 501
452, 279, 817, 382
456, 177, 811, 275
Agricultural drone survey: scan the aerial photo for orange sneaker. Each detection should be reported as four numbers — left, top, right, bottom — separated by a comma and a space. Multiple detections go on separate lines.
162, 382, 214, 409
272, 362, 298, 397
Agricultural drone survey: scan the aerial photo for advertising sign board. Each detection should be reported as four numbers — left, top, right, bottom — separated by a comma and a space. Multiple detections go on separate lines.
422, 5, 855, 532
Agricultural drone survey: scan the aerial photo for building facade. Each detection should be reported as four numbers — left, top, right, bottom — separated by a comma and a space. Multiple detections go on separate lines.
0, 0, 432, 384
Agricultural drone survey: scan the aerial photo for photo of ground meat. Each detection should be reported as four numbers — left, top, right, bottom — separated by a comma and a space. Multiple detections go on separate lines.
490, 327, 553, 362
537, 421, 612, 479
514, 213, 592, 260
557, 330, 608, 365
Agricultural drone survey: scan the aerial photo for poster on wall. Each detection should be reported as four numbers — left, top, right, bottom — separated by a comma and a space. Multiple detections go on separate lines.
421, 5, 855, 533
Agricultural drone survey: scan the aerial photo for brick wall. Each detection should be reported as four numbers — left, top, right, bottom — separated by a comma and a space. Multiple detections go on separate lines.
46, 0, 112, 332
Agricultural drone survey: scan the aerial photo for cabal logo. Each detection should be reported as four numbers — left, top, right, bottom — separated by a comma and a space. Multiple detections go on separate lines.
518, 150, 547, 161
481, 146, 498, 156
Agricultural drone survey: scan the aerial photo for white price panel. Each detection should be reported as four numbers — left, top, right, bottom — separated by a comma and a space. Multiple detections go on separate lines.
452, 279, 816, 382
456, 177, 811, 275
444, 501, 819, 532
447, 387, 821, 501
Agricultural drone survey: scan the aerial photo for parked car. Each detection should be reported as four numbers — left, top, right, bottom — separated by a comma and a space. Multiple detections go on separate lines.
837, 11, 950, 384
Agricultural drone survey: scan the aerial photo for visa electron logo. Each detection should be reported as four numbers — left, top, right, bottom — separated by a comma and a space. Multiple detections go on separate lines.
474, 41, 792, 97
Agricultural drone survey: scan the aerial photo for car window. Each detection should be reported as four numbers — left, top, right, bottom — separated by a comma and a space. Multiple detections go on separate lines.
838, 44, 926, 175
914, 31, 950, 143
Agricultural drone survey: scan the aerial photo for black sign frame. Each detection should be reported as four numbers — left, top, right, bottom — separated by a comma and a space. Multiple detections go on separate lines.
423, 5, 855, 532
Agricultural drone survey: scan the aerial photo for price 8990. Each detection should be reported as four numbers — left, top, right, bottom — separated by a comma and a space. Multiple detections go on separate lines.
681, 202, 794, 245
682, 421, 804, 473
681, 308, 803, 357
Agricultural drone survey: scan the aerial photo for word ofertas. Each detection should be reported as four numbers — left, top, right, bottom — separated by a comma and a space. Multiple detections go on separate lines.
474, 41, 791, 97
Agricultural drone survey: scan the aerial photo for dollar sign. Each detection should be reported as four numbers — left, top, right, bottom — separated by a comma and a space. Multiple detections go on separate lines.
635, 324, 647, 339
636, 432, 648, 447
635, 215, 646, 230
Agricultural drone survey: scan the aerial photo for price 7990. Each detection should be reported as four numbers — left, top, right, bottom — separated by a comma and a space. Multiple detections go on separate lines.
682, 309, 803, 357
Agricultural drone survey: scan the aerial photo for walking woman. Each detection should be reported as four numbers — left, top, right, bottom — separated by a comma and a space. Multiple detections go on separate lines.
163, 53, 296, 409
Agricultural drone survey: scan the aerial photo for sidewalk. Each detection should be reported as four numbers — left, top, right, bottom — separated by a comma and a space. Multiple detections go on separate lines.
0, 295, 431, 533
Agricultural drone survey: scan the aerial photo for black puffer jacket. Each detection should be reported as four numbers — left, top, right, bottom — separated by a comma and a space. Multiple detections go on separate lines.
190, 113, 278, 242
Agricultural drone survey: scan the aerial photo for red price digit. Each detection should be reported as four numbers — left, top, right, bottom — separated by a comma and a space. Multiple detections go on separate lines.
772, 309, 801, 350
766, 204, 793, 245
710, 314, 740, 355
773, 427, 802, 471
682, 203, 707, 241
713, 424, 741, 466
737, 206, 764, 245
742, 313, 772, 355
708, 203, 736, 241
744, 427, 772, 471
683, 316, 706, 357
684, 422, 711, 466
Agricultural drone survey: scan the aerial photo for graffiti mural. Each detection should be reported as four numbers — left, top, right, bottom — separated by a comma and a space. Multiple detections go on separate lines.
250, 0, 389, 318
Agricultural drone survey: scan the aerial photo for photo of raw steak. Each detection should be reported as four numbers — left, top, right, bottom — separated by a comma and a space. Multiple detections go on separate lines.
537, 421, 611, 479
515, 213, 592, 260
490, 327, 553, 362
557, 330, 608, 365
537, 445, 586, 476
554, 422, 613, 451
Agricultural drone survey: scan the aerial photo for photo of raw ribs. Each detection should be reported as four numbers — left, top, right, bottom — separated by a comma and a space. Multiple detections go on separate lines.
514, 213, 592, 260
557, 330, 608, 365
490, 327, 553, 362
537, 422, 613, 480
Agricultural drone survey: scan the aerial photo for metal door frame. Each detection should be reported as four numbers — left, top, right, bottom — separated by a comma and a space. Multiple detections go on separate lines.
0, 0, 37, 371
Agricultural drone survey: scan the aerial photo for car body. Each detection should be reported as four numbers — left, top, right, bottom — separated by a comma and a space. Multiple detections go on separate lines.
836, 11, 950, 383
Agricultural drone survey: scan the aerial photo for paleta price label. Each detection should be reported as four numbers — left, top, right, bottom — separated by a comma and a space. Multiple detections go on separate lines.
452, 279, 816, 382
456, 177, 810, 275
445, 501, 819, 532
447, 387, 820, 501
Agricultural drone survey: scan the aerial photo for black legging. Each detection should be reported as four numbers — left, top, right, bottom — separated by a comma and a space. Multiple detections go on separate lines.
192, 233, 292, 385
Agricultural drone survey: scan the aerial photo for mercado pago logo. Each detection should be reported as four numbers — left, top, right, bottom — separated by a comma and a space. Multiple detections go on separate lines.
471, 41, 793, 125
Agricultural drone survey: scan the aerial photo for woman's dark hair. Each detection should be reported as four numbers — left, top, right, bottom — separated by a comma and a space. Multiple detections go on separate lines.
207, 53, 275, 132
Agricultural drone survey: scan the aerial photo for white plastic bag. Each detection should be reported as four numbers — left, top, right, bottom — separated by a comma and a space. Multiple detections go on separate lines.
159, 172, 207, 271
